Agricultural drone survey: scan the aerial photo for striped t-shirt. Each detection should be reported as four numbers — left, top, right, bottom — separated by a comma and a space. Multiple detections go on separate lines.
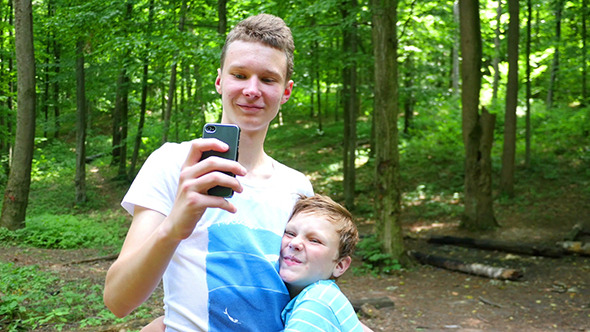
281, 280, 363, 332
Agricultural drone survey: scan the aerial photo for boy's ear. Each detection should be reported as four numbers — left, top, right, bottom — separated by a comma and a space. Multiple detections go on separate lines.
215, 68, 222, 94
332, 256, 352, 279
281, 80, 294, 104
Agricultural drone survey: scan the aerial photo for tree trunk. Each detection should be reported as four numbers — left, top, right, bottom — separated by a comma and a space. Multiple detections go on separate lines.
217, 0, 226, 37
582, 0, 588, 108
451, 0, 460, 94
341, 0, 358, 210
75, 38, 87, 204
163, 0, 187, 143
500, 0, 519, 197
371, 0, 404, 260
525, 0, 532, 167
129, 0, 154, 180
546, 0, 564, 109
491, 0, 502, 101
459, 0, 498, 230
1, 0, 36, 230
112, 2, 132, 178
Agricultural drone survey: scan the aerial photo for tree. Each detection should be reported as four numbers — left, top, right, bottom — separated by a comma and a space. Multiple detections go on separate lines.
546, 0, 564, 109
371, 0, 405, 260
491, 0, 502, 101
341, 0, 359, 210
459, 0, 497, 230
1, 0, 35, 230
129, 0, 154, 180
500, 0, 519, 197
75, 37, 87, 203
525, 0, 532, 167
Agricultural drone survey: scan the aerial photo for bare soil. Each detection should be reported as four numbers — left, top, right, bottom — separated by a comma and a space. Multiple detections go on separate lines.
1, 178, 589, 331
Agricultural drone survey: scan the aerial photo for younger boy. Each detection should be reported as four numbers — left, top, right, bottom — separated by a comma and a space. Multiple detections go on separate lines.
279, 194, 363, 331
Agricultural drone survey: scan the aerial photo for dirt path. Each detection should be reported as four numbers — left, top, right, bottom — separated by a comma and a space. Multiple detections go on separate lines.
2, 237, 589, 332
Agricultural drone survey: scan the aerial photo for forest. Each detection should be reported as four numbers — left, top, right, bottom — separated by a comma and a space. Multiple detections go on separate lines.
1, 0, 589, 331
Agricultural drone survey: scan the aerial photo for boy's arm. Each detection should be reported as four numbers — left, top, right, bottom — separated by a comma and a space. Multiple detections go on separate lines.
104, 140, 246, 317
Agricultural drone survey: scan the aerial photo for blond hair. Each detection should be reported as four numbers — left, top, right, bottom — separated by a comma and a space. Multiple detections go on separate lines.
290, 195, 359, 260
220, 14, 295, 82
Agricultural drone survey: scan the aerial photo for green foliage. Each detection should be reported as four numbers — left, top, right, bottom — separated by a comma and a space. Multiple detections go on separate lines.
353, 235, 402, 276
0, 262, 153, 331
4, 213, 126, 249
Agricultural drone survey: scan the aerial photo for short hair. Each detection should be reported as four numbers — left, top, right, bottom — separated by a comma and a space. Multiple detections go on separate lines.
220, 14, 295, 82
289, 195, 359, 261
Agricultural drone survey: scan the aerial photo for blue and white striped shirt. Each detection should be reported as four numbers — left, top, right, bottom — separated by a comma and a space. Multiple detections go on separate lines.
281, 280, 363, 332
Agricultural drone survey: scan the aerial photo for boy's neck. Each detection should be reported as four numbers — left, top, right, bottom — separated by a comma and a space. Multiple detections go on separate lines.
237, 128, 274, 181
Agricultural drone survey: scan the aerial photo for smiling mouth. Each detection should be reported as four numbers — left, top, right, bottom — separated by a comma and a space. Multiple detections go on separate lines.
283, 255, 302, 265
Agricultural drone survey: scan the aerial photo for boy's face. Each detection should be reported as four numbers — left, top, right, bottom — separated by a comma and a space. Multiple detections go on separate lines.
215, 40, 293, 134
279, 212, 350, 294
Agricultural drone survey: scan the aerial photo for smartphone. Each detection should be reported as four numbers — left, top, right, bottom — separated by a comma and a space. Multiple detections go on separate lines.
199, 123, 241, 197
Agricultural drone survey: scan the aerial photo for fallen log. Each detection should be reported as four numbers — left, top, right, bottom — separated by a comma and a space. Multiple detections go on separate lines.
350, 297, 395, 312
426, 235, 564, 258
556, 241, 590, 256
408, 250, 523, 280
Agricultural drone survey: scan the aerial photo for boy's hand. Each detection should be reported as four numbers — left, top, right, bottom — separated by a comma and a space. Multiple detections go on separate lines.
165, 139, 247, 241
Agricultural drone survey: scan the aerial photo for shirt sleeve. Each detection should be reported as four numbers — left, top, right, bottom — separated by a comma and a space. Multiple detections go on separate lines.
283, 298, 342, 332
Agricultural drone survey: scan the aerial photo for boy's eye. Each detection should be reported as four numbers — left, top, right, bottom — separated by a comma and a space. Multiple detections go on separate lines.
284, 231, 295, 237
233, 73, 246, 79
309, 238, 322, 244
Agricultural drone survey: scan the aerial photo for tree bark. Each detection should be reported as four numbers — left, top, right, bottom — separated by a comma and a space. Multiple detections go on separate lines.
1, 0, 36, 230
409, 251, 523, 280
371, 0, 405, 260
491, 0, 502, 101
342, 0, 358, 210
459, 0, 497, 230
129, 0, 154, 180
525, 0, 532, 167
75, 38, 87, 204
427, 235, 564, 258
546, 0, 564, 109
162, 0, 187, 143
500, 0, 519, 197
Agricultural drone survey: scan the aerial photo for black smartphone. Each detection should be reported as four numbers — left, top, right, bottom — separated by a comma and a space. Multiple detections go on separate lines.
199, 123, 241, 197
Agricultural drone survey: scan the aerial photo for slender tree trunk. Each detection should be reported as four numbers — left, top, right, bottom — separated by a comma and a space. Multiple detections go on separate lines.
341, 0, 358, 210
129, 0, 154, 179
492, 0, 502, 101
371, 0, 405, 260
459, 0, 498, 230
546, 0, 564, 109
582, 0, 588, 108
75, 38, 87, 203
163, 0, 187, 143
500, 0, 520, 197
53, 33, 60, 139
451, 0, 460, 94
525, 0, 532, 167
403, 56, 414, 135
217, 0, 226, 37
112, 2, 132, 178
1, 0, 36, 230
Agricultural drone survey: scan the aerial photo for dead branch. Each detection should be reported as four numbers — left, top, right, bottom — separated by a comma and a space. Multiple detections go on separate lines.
64, 253, 119, 266
350, 297, 395, 312
426, 235, 564, 258
408, 250, 523, 281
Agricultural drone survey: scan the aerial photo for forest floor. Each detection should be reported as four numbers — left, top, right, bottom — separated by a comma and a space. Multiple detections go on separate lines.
2, 175, 590, 331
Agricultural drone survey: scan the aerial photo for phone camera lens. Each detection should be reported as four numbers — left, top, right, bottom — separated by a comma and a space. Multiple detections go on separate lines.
205, 125, 216, 133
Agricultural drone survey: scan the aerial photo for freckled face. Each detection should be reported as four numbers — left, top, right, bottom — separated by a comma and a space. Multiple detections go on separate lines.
279, 212, 343, 294
215, 40, 293, 134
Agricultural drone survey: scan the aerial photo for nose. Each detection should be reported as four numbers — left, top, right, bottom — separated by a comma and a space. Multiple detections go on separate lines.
243, 77, 262, 98
288, 237, 303, 251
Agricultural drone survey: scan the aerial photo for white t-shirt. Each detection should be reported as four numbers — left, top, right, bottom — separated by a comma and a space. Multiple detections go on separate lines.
122, 141, 314, 331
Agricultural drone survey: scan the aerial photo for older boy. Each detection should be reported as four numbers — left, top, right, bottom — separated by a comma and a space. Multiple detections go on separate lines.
280, 195, 363, 331
104, 14, 313, 331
